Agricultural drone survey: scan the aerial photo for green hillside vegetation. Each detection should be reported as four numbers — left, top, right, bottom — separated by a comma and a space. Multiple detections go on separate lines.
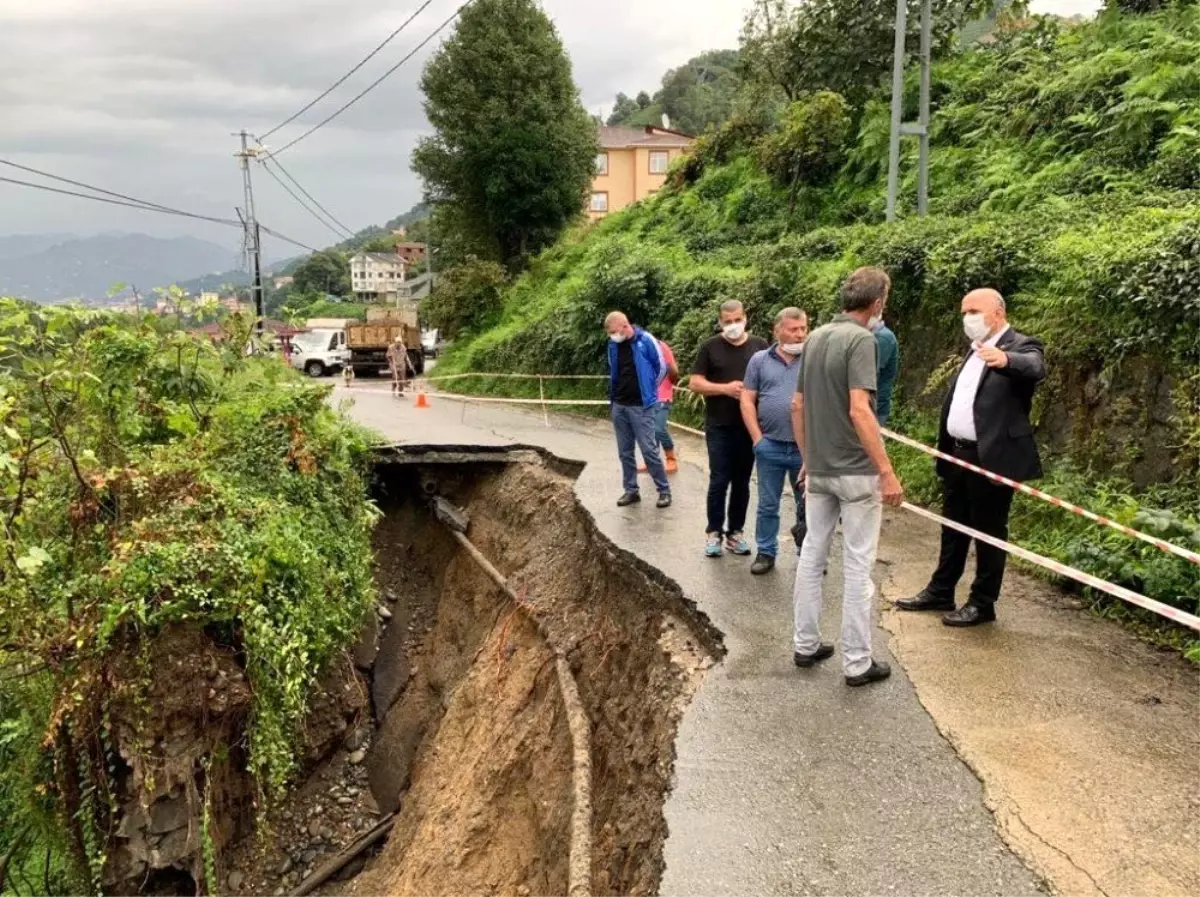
608, 50, 742, 135
0, 300, 379, 890
437, 7, 1200, 635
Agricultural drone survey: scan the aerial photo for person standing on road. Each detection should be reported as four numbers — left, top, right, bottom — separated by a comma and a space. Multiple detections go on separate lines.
740, 307, 809, 576
605, 311, 672, 509
792, 267, 904, 687
640, 339, 680, 475
386, 334, 414, 398
873, 315, 899, 426
895, 288, 1045, 627
689, 300, 769, 558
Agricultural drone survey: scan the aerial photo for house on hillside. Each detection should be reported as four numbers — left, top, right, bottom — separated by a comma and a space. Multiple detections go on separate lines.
589, 124, 694, 219
394, 242, 428, 265
395, 272, 438, 302
349, 251, 407, 303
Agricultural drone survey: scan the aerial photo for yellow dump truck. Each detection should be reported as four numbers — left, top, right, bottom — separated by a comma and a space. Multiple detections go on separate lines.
346, 306, 425, 377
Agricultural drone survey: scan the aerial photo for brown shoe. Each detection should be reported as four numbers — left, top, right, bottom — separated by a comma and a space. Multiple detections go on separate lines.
664, 449, 678, 474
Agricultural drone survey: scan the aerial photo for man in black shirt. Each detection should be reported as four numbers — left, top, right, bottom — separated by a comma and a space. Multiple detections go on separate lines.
606, 311, 672, 508
690, 300, 769, 558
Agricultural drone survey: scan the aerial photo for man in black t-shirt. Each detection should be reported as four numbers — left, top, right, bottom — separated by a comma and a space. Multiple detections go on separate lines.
689, 299, 769, 558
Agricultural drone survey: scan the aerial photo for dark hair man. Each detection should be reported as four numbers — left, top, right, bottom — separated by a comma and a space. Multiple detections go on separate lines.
895, 288, 1045, 626
791, 266, 903, 687
605, 311, 672, 509
740, 307, 808, 575
689, 300, 769, 558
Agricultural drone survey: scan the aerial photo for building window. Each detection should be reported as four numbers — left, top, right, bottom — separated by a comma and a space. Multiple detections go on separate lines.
595, 152, 608, 175
590, 192, 609, 213
649, 150, 669, 174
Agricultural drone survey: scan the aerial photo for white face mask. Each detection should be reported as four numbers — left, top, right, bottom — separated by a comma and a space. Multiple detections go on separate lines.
780, 342, 804, 356
962, 312, 991, 343
868, 314, 883, 331
609, 331, 627, 344
722, 321, 746, 341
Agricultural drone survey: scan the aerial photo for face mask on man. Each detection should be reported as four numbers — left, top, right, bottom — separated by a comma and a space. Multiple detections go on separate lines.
609, 331, 627, 344
780, 342, 804, 356
868, 314, 883, 331
722, 321, 746, 341
962, 312, 991, 343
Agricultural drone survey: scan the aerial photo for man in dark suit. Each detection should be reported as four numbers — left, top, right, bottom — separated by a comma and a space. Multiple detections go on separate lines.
896, 288, 1045, 627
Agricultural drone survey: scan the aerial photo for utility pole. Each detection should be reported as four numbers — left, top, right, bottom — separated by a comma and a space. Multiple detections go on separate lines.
234, 130, 265, 334
885, 0, 932, 221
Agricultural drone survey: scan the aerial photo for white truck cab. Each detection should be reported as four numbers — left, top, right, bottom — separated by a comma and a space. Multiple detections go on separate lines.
290, 328, 348, 377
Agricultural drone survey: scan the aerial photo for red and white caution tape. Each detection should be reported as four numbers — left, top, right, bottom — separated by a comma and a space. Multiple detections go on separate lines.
900, 501, 1200, 631
430, 392, 610, 407
883, 428, 1200, 566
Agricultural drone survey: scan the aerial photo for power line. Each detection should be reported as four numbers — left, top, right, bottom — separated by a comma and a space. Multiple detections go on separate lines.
0, 175, 242, 228
258, 223, 321, 255
0, 158, 241, 226
257, 158, 351, 241
256, 149, 356, 239
259, 0, 436, 142
270, 0, 474, 156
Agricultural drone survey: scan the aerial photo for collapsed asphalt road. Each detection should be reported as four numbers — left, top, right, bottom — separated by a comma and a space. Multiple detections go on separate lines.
335, 384, 1198, 897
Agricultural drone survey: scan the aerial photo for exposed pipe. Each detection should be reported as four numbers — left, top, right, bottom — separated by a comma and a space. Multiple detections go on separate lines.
432, 495, 592, 897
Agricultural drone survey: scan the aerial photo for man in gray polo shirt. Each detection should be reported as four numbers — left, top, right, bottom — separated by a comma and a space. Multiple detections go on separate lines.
740, 307, 808, 575
791, 267, 904, 687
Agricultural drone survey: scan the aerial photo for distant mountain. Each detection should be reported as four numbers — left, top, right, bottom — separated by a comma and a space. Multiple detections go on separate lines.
0, 233, 77, 261
0, 233, 240, 302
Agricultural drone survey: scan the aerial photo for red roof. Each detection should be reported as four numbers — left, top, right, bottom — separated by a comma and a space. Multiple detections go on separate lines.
598, 124, 694, 149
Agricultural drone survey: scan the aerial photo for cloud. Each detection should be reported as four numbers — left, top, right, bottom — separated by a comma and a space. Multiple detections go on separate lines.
0, 0, 1101, 248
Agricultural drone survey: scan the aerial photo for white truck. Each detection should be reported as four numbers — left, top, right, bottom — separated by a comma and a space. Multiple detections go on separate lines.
290, 325, 350, 378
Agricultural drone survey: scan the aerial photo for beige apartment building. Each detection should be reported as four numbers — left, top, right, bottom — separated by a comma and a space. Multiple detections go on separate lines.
349, 251, 407, 303
589, 125, 694, 220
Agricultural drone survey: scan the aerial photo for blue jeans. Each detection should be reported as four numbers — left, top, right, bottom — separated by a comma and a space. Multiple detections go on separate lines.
753, 437, 806, 557
653, 401, 674, 450
612, 403, 669, 495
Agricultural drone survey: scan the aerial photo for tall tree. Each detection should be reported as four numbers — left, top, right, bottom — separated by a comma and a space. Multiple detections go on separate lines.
291, 250, 350, 297
659, 49, 742, 134
607, 92, 639, 125
412, 0, 597, 269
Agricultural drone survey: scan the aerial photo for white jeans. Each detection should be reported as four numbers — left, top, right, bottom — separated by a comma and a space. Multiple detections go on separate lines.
792, 474, 882, 677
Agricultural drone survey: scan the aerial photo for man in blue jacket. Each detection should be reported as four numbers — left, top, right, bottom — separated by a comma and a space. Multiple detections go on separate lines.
605, 311, 672, 508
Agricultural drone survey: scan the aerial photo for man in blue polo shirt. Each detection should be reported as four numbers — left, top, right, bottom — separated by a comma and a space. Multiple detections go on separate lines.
740, 307, 808, 575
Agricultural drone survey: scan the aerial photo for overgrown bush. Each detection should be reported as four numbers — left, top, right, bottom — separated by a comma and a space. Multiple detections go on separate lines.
0, 300, 378, 891
418, 255, 508, 339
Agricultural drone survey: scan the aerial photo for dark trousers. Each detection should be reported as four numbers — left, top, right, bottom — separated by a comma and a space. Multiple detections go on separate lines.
926, 444, 1015, 607
705, 424, 755, 536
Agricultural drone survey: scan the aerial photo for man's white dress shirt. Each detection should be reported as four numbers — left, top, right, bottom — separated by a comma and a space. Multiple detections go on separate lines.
946, 326, 1010, 442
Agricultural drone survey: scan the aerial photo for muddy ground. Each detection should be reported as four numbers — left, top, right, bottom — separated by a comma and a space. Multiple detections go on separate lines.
218, 450, 722, 897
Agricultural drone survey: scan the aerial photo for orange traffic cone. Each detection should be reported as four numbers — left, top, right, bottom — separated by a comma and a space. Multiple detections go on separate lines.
415, 390, 429, 409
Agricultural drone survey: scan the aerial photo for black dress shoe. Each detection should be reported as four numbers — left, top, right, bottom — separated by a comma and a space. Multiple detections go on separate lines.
616, 492, 641, 507
845, 659, 891, 687
750, 553, 775, 575
793, 643, 835, 667
656, 492, 672, 509
942, 604, 995, 627
894, 589, 955, 612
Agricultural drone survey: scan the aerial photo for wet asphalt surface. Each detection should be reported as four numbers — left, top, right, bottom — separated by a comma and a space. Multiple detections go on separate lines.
339, 385, 1043, 896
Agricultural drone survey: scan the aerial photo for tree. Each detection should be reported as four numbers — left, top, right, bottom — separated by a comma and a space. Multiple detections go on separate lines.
740, 0, 1000, 111
607, 92, 639, 125
291, 250, 350, 297
658, 49, 742, 134
755, 91, 851, 213
419, 256, 508, 338
412, 0, 598, 269
635, 90, 652, 108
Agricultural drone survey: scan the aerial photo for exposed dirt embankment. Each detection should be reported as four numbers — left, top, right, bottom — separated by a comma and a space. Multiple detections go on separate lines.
350, 454, 723, 897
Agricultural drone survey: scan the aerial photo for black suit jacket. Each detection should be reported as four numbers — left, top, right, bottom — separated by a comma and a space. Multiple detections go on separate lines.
937, 327, 1046, 482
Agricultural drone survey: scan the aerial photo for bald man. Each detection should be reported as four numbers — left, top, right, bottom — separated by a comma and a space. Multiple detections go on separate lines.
605, 311, 672, 508
896, 288, 1045, 626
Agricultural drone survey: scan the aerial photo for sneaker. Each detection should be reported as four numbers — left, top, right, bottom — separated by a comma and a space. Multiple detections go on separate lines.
616, 492, 641, 507
793, 643, 835, 668
845, 660, 892, 687
656, 492, 672, 509
705, 534, 723, 558
750, 553, 775, 575
725, 532, 751, 555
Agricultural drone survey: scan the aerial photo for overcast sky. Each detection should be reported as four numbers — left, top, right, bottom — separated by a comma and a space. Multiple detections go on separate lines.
0, 0, 1102, 254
